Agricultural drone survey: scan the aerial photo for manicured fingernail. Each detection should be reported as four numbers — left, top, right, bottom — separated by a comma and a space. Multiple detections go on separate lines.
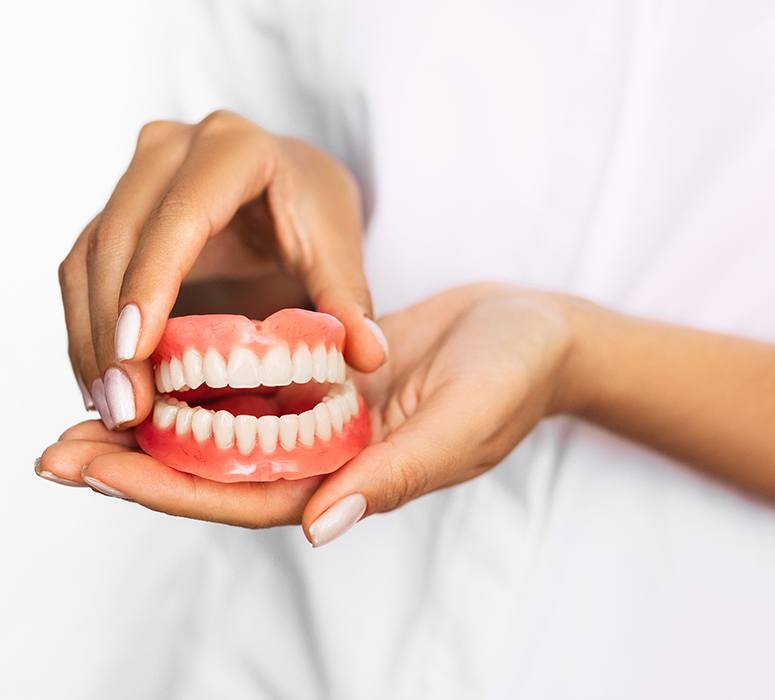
115, 303, 141, 361
90, 378, 115, 430
77, 375, 95, 410
34, 457, 83, 487
309, 493, 367, 547
82, 473, 130, 500
364, 318, 389, 361
104, 367, 136, 425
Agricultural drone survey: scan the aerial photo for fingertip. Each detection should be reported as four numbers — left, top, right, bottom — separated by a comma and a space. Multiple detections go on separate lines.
343, 316, 389, 373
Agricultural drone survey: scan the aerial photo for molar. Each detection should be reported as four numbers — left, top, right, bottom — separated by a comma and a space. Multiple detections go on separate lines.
153, 399, 177, 429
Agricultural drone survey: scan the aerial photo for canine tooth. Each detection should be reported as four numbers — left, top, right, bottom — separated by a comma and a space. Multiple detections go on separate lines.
153, 400, 177, 429
257, 415, 279, 453
154, 365, 164, 393
292, 345, 313, 384
262, 345, 293, 386
191, 408, 213, 442
169, 357, 186, 390
344, 384, 359, 416
279, 414, 299, 450
338, 394, 352, 423
326, 398, 344, 433
311, 344, 327, 382
326, 347, 339, 382
175, 406, 194, 436
227, 348, 261, 388
234, 415, 257, 455
298, 410, 315, 446
213, 410, 235, 449
204, 349, 228, 388
160, 361, 173, 393
336, 352, 346, 383
182, 348, 204, 389
313, 403, 332, 441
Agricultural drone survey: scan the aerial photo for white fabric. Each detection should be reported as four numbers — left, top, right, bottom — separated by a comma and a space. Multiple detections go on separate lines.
60, 1, 775, 697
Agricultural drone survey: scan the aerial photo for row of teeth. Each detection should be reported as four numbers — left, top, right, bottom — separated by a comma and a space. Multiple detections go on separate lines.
153, 381, 360, 454
154, 344, 345, 393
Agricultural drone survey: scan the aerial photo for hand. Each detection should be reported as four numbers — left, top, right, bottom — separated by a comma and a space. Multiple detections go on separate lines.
58, 110, 387, 429
300, 283, 577, 545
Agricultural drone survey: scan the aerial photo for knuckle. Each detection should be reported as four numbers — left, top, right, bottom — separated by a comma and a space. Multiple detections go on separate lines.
197, 109, 240, 136
136, 120, 181, 150
384, 454, 428, 511
57, 255, 77, 288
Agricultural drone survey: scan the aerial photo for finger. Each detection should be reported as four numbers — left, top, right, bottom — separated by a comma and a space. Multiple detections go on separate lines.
82, 452, 322, 528
58, 419, 138, 447
87, 121, 192, 428
302, 384, 485, 546
58, 215, 101, 412
118, 111, 276, 364
37, 438, 133, 486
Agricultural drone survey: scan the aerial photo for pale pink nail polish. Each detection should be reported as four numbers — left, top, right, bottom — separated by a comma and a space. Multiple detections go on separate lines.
104, 367, 136, 425
77, 375, 95, 410
364, 318, 389, 361
309, 493, 367, 547
115, 303, 141, 361
91, 377, 115, 430
82, 474, 130, 500
34, 457, 83, 487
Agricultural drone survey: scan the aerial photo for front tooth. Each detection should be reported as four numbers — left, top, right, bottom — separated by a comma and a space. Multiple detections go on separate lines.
279, 414, 299, 450
213, 410, 235, 449
204, 349, 228, 388
234, 415, 257, 455
336, 352, 346, 383
311, 344, 327, 382
182, 348, 204, 389
227, 348, 261, 388
292, 345, 313, 384
313, 403, 332, 441
326, 347, 339, 382
298, 410, 315, 446
175, 406, 194, 436
153, 400, 177, 429
257, 415, 279, 453
169, 357, 186, 390
160, 361, 173, 393
262, 345, 293, 386
191, 408, 213, 442
154, 365, 164, 393
326, 398, 344, 433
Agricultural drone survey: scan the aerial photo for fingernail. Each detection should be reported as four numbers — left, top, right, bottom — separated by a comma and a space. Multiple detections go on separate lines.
34, 457, 83, 487
77, 375, 95, 410
104, 367, 136, 425
309, 493, 367, 547
115, 303, 141, 361
91, 378, 115, 430
364, 318, 389, 362
82, 473, 130, 500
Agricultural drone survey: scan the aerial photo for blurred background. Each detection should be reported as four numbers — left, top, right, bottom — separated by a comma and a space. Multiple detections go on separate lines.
3, 2, 775, 699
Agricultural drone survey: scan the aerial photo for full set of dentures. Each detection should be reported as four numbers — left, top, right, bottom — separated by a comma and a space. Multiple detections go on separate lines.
135, 310, 371, 482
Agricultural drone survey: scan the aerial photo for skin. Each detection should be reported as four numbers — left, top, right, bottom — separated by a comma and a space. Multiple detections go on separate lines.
43, 114, 775, 544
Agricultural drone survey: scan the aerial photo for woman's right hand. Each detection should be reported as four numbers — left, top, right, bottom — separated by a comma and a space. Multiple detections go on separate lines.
58, 111, 388, 430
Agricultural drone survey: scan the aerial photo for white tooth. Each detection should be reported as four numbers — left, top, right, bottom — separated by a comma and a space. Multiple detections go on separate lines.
313, 403, 332, 441
169, 357, 186, 390
175, 406, 194, 436
213, 410, 235, 450
338, 394, 352, 423
191, 408, 213, 442
234, 415, 257, 455
227, 347, 261, 388
204, 349, 228, 388
262, 345, 293, 386
326, 398, 344, 433
160, 361, 173, 393
182, 348, 204, 389
279, 414, 299, 451
326, 347, 339, 382
153, 400, 177, 429
154, 365, 164, 393
257, 415, 279, 453
292, 345, 313, 384
298, 410, 315, 446
336, 352, 346, 383
311, 344, 328, 382
344, 383, 359, 415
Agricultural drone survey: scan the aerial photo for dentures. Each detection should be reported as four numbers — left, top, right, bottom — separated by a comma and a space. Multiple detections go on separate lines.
135, 310, 371, 482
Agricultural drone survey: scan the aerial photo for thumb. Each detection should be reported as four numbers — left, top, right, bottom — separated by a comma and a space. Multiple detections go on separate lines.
301, 388, 472, 547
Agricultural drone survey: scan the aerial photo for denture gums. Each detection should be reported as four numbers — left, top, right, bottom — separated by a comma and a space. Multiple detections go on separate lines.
135, 310, 371, 482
